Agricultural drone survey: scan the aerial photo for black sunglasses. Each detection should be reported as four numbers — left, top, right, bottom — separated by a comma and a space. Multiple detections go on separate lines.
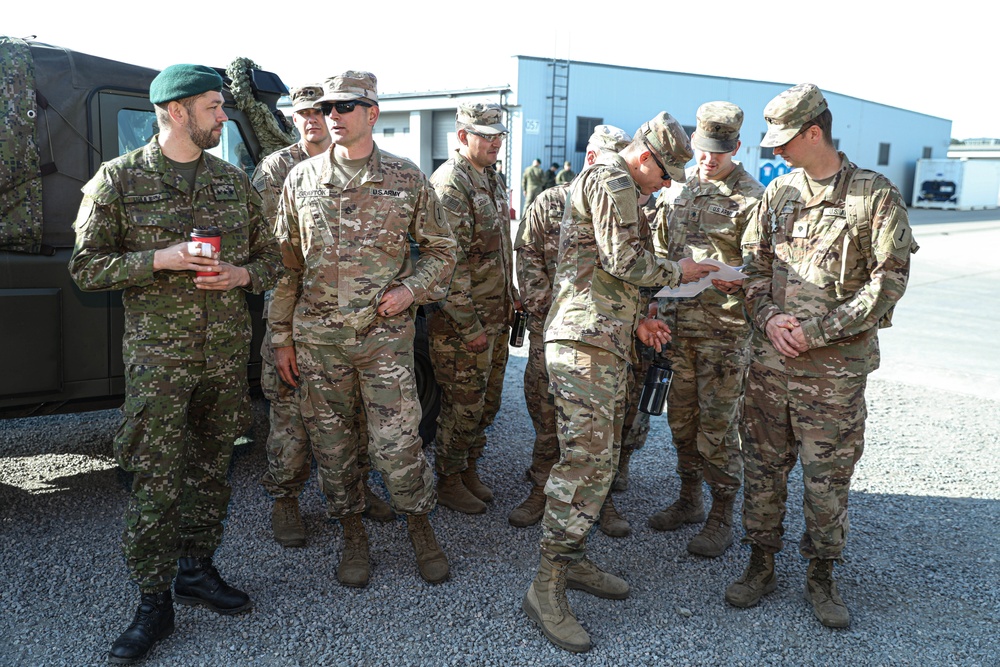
644, 141, 670, 181
320, 100, 373, 116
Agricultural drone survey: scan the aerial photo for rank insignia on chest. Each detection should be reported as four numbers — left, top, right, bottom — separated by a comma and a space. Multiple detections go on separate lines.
707, 204, 737, 217
212, 183, 238, 200
792, 221, 809, 238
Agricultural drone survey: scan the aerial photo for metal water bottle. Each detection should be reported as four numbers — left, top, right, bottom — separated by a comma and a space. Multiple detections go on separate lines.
638, 360, 673, 415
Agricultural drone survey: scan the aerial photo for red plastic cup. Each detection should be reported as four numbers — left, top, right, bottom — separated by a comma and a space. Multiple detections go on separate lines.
191, 227, 221, 277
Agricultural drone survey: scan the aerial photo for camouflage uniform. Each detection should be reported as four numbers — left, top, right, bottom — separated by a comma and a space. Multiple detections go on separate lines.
521, 162, 545, 210
541, 131, 690, 561
741, 151, 913, 559
555, 165, 575, 185
654, 161, 763, 495
69, 138, 280, 592
270, 143, 456, 517
429, 147, 516, 476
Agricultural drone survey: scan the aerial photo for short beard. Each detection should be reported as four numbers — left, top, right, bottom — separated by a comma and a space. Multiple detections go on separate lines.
187, 118, 221, 150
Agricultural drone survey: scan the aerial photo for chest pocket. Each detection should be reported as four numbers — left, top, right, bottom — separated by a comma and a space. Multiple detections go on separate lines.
123, 192, 187, 251
368, 192, 412, 259
472, 192, 502, 255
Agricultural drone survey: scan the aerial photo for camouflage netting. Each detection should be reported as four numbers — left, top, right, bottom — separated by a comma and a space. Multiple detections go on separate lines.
0, 36, 44, 253
226, 57, 295, 159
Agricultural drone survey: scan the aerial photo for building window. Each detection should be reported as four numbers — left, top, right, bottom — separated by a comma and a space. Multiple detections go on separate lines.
878, 143, 890, 166
383, 128, 395, 137
923, 146, 932, 159
575, 116, 603, 152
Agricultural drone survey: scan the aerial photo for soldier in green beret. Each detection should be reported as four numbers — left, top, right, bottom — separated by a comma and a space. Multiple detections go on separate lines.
69, 62, 282, 664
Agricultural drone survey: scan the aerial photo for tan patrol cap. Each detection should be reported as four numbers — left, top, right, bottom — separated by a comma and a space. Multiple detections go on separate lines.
289, 85, 324, 113
760, 83, 828, 148
586, 124, 632, 154
319, 71, 379, 104
636, 112, 692, 182
457, 101, 507, 134
691, 101, 743, 153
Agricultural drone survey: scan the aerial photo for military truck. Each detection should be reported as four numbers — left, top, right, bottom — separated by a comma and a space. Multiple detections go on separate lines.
0, 37, 440, 440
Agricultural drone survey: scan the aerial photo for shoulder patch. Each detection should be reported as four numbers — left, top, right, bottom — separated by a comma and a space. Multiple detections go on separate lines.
606, 175, 633, 193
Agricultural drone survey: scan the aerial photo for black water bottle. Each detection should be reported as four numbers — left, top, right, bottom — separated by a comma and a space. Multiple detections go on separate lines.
510, 310, 528, 347
638, 360, 673, 415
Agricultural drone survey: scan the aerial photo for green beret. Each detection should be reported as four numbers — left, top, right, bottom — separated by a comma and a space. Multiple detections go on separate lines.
150, 64, 224, 105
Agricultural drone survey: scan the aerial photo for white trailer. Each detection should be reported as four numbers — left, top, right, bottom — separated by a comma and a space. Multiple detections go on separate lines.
912, 158, 1000, 210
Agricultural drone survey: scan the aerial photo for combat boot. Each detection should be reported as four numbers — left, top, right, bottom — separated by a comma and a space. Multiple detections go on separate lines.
805, 559, 851, 628
364, 483, 395, 523
566, 558, 630, 600
725, 545, 777, 608
612, 448, 633, 492
461, 457, 494, 502
687, 492, 735, 557
648, 476, 705, 531
522, 555, 591, 653
108, 591, 174, 665
271, 496, 306, 548
436, 472, 487, 514
508, 485, 547, 528
598, 495, 631, 538
406, 513, 450, 583
337, 513, 370, 587
174, 557, 252, 614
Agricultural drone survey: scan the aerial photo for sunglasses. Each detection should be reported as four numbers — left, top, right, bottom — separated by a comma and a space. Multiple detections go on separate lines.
466, 129, 506, 143
644, 141, 670, 181
320, 100, 373, 116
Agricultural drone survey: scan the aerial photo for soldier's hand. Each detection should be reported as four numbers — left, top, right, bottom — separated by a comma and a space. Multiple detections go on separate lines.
712, 278, 743, 295
274, 345, 299, 388
377, 286, 415, 318
678, 258, 719, 284
636, 317, 671, 352
765, 313, 808, 358
466, 332, 489, 353
153, 241, 220, 273
194, 262, 251, 291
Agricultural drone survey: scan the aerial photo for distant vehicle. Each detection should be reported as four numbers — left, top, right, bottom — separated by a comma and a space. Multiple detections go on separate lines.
0, 37, 439, 441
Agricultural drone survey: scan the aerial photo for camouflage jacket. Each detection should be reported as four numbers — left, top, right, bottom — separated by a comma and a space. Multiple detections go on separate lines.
555, 167, 575, 185
741, 153, 913, 377
68, 137, 280, 366
431, 149, 515, 341
270, 144, 456, 347
544, 153, 683, 362
654, 162, 763, 339
514, 184, 568, 335
251, 141, 312, 229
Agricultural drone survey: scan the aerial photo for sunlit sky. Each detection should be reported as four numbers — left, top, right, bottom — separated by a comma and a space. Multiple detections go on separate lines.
7, 0, 992, 139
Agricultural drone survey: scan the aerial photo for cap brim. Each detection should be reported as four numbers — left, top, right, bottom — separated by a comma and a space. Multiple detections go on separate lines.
318, 92, 366, 103
760, 125, 800, 149
691, 133, 737, 153
291, 102, 321, 113
467, 122, 507, 134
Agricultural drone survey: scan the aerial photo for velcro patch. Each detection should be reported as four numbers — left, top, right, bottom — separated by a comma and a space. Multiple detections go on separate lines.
297, 189, 328, 198
124, 193, 170, 204
606, 175, 632, 192
371, 187, 403, 197
707, 204, 737, 217
212, 183, 238, 200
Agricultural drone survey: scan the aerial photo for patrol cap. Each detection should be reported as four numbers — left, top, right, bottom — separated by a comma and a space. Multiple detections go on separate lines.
586, 124, 632, 154
457, 101, 507, 134
149, 64, 224, 105
691, 101, 743, 153
289, 84, 324, 113
760, 83, 828, 148
319, 71, 379, 104
636, 112, 692, 182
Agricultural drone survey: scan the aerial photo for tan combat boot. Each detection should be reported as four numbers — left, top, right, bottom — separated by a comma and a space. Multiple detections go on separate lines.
406, 513, 450, 583
648, 476, 706, 531
461, 457, 494, 502
271, 497, 306, 548
598, 495, 631, 538
522, 556, 591, 653
508, 485, 547, 528
611, 447, 633, 492
363, 482, 395, 523
436, 473, 487, 514
725, 545, 777, 608
805, 559, 850, 628
566, 558, 630, 600
337, 513, 370, 588
687, 492, 735, 558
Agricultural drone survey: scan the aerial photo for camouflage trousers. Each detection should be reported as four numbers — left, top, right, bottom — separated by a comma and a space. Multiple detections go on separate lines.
294, 316, 435, 518
523, 330, 558, 487
619, 341, 653, 461
664, 335, 749, 494
116, 356, 251, 593
429, 315, 510, 476
740, 361, 867, 560
541, 341, 627, 561
259, 329, 371, 499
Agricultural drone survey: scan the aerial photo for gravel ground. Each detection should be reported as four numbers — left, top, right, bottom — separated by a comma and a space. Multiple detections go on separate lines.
1, 345, 998, 666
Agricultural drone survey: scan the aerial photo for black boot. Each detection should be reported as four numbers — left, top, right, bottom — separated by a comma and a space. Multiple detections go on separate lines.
174, 557, 252, 615
108, 591, 174, 664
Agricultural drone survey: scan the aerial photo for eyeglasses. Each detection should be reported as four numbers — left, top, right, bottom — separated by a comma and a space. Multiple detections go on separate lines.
320, 100, 373, 116
644, 141, 670, 181
466, 129, 506, 143
777, 124, 811, 150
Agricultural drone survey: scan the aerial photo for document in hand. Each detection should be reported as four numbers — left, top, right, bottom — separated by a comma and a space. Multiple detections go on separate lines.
654, 259, 748, 299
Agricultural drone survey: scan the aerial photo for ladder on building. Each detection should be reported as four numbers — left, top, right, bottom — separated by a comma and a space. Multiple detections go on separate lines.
546, 59, 569, 167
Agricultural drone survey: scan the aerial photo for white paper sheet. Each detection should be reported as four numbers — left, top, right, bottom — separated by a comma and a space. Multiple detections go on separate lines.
654, 259, 747, 298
